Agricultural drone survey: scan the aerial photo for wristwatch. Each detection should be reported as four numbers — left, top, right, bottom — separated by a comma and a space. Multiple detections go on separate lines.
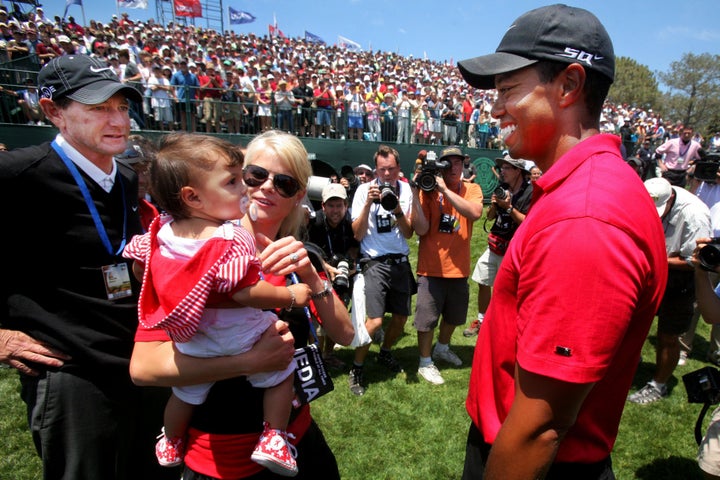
506, 206, 514, 214
311, 280, 333, 300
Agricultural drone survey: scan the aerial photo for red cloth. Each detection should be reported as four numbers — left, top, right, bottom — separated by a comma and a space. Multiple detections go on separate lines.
466, 134, 667, 463
184, 405, 311, 479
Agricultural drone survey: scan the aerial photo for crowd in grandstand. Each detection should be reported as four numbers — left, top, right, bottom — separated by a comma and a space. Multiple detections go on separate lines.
0, 4, 715, 156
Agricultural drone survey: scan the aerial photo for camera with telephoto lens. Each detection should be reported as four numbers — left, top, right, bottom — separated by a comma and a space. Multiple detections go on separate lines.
493, 186, 509, 200
698, 237, 720, 272
374, 182, 399, 210
329, 254, 351, 293
416, 151, 451, 192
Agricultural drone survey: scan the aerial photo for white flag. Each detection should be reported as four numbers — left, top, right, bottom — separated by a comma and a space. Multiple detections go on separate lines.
118, 0, 148, 9
337, 35, 361, 52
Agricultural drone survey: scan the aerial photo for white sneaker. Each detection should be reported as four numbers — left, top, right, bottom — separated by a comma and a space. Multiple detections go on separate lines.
432, 346, 462, 366
418, 364, 445, 385
678, 350, 688, 366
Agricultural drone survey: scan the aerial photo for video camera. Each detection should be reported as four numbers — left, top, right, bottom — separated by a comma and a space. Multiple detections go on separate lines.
693, 153, 720, 183
416, 151, 450, 192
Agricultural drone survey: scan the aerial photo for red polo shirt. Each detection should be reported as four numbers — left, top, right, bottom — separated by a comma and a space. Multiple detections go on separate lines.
466, 134, 667, 463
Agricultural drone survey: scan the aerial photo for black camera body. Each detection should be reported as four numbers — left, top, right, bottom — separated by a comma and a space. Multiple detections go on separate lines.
416, 151, 450, 192
683, 366, 720, 404
374, 182, 399, 210
698, 237, 720, 271
493, 185, 509, 200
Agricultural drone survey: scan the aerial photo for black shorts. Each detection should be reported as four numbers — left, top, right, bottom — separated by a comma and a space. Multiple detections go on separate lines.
413, 276, 469, 331
658, 269, 695, 335
363, 259, 415, 318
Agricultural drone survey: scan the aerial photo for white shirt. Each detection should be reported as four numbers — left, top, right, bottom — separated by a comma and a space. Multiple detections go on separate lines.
55, 134, 117, 193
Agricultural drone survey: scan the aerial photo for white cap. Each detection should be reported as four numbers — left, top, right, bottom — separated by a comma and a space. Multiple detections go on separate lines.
644, 177, 672, 216
322, 183, 347, 203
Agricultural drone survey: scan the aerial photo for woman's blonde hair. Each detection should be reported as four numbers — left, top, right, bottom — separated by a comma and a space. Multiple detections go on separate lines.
243, 130, 312, 238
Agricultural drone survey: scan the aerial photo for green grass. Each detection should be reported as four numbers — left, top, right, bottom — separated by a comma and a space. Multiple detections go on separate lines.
0, 219, 715, 479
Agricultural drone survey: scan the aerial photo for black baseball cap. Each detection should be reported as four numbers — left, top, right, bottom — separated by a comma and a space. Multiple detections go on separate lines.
458, 4, 614, 90
39, 55, 142, 104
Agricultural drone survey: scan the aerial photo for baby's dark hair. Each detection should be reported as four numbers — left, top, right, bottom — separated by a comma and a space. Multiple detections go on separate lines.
151, 133, 244, 220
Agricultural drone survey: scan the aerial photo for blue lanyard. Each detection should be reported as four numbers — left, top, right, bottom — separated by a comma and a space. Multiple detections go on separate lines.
51, 140, 128, 256
290, 272, 319, 345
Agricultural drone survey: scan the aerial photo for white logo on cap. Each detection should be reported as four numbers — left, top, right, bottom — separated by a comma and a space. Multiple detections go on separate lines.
557, 48, 604, 67
90, 66, 113, 73
40, 85, 56, 99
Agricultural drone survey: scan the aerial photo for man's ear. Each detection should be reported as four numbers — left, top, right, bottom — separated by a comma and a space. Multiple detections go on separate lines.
558, 63, 585, 108
39, 98, 62, 127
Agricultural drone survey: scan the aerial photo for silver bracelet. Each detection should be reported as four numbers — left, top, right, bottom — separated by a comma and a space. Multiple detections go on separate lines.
285, 286, 296, 311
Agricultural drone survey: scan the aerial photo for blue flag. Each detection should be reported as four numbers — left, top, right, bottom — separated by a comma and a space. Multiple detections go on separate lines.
229, 7, 256, 25
304, 31, 325, 44
64, 0, 83, 19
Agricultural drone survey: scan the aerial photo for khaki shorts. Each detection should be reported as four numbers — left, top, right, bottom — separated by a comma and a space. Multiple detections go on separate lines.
471, 248, 503, 287
699, 406, 720, 476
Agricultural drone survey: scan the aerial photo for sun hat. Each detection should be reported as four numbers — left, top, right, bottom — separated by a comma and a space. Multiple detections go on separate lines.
39, 55, 141, 104
458, 4, 615, 89
495, 154, 529, 171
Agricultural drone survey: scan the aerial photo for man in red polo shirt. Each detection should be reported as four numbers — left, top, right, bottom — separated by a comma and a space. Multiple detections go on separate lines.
457, 5, 667, 479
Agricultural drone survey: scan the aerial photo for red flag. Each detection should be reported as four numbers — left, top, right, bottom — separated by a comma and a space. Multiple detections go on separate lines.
268, 24, 276, 37
175, 0, 202, 17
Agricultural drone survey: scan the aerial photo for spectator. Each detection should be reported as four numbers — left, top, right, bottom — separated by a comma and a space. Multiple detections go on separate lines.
691, 235, 720, 479
256, 76, 273, 132
148, 65, 174, 131
170, 59, 199, 132
0, 54, 178, 480
348, 145, 416, 396
346, 83, 365, 141
628, 178, 711, 404
464, 155, 532, 337
411, 146, 483, 384
274, 79, 297, 133
115, 135, 160, 232
354, 163, 375, 184
657, 125, 704, 187
457, 5, 667, 478
379, 92, 397, 142
462, 154, 477, 183
200, 64, 224, 133
292, 74, 314, 137
313, 79, 334, 139
529, 165, 543, 183
306, 183, 360, 368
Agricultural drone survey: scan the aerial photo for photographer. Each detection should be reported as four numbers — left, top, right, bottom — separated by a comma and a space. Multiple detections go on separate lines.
348, 145, 416, 396
691, 237, 720, 479
411, 147, 484, 384
464, 155, 533, 336
307, 183, 359, 369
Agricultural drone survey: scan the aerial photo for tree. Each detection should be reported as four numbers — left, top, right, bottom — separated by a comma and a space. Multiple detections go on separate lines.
657, 53, 720, 138
608, 56, 660, 110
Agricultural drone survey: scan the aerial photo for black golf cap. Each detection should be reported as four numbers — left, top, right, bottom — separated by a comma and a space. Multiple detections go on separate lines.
39, 55, 142, 104
457, 4, 614, 90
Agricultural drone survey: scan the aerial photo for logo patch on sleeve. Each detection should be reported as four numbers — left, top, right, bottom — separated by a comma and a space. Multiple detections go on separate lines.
555, 346, 572, 357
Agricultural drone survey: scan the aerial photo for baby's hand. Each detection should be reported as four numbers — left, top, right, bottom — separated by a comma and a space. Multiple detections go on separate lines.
288, 283, 312, 308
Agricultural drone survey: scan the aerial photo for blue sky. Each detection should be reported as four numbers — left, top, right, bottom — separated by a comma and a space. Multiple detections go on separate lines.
21, 0, 720, 77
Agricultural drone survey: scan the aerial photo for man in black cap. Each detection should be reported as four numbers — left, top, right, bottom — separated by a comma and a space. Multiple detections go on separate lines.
0, 55, 178, 479
457, 5, 667, 479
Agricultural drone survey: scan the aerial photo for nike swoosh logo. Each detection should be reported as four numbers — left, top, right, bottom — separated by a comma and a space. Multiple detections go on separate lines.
132, 206, 138, 212
90, 66, 113, 73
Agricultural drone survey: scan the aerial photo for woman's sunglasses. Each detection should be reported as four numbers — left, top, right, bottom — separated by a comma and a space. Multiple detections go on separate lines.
243, 164, 301, 198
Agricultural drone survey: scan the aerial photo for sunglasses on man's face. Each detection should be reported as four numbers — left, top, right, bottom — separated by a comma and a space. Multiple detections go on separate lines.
242, 164, 300, 198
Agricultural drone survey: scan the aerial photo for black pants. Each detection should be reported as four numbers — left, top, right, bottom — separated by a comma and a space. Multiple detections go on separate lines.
462, 422, 615, 480
20, 370, 178, 480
